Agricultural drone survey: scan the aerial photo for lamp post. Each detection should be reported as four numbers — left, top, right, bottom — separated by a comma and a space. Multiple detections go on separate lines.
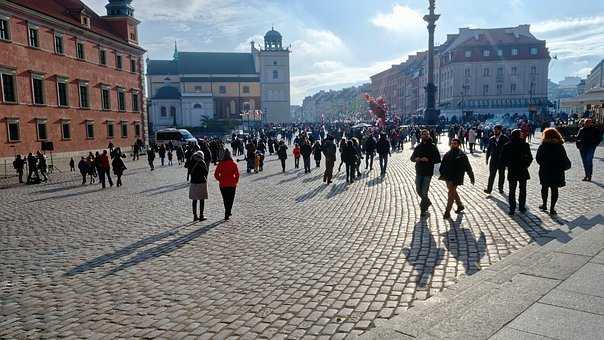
423, 0, 440, 125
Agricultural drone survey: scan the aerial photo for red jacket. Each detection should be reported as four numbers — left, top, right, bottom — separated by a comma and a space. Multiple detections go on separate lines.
99, 154, 110, 170
214, 160, 239, 188
293, 147, 301, 158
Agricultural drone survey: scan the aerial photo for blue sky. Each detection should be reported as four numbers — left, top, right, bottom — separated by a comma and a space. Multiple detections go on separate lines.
85, 0, 604, 104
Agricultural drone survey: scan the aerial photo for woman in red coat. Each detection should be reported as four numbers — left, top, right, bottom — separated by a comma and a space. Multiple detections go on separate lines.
214, 149, 240, 220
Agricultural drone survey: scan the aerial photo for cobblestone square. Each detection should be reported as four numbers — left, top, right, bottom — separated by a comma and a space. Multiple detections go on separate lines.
1, 137, 603, 339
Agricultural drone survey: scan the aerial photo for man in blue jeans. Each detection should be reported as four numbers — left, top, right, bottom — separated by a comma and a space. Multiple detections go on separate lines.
576, 118, 603, 182
411, 130, 442, 216
376, 133, 391, 176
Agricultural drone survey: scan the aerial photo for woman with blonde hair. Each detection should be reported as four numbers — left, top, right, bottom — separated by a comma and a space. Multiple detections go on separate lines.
536, 128, 571, 215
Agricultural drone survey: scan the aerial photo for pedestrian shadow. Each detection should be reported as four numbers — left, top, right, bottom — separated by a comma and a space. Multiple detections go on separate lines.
28, 188, 103, 203
326, 181, 348, 199
138, 182, 187, 194
589, 181, 604, 189
143, 182, 189, 196
566, 214, 604, 231
33, 184, 91, 195
104, 221, 224, 276
486, 196, 571, 245
402, 218, 445, 288
64, 226, 189, 276
278, 173, 304, 184
295, 184, 328, 203
367, 175, 385, 187
302, 173, 324, 183
442, 215, 487, 276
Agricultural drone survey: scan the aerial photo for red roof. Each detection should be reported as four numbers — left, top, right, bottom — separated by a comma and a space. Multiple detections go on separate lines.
9, 0, 131, 45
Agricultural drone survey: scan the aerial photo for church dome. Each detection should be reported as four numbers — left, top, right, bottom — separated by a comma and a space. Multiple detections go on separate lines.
264, 28, 282, 41
264, 27, 284, 51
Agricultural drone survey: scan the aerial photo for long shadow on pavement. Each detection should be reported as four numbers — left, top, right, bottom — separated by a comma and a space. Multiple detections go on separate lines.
103, 220, 224, 276
295, 184, 328, 203
442, 214, 487, 275
402, 218, 445, 288
28, 188, 104, 203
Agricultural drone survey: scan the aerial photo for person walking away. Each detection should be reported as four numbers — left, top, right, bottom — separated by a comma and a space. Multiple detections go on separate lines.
98, 150, 114, 188
312, 140, 322, 168
37, 151, 48, 182
277, 141, 288, 172
439, 138, 475, 219
364, 135, 376, 170
342, 140, 357, 183
322, 136, 336, 184
147, 147, 155, 171
13, 155, 25, 183
536, 128, 571, 216
112, 149, 127, 187
214, 149, 240, 221
158, 144, 166, 166
337, 137, 347, 172
26, 153, 39, 184
78, 157, 89, 185
69, 157, 75, 172
189, 151, 209, 221
576, 118, 602, 182
502, 129, 533, 215
293, 144, 301, 169
467, 128, 477, 154
485, 125, 509, 194
176, 146, 184, 165
410, 129, 441, 216
301, 139, 313, 173
167, 149, 174, 166
352, 138, 362, 177
87, 155, 96, 184
376, 133, 391, 176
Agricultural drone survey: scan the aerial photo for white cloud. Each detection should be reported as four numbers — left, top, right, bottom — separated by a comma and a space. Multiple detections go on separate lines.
533, 15, 604, 34
534, 16, 604, 60
370, 4, 424, 33
575, 67, 592, 78
292, 29, 349, 59
312, 61, 345, 72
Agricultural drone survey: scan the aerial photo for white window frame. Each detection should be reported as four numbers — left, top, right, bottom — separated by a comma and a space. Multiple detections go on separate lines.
464, 50, 472, 58
60, 119, 71, 140
76, 40, 85, 60
56, 76, 69, 107
99, 48, 107, 66
117, 87, 126, 111
134, 122, 141, 137
27, 23, 39, 48
0, 15, 11, 41
483, 50, 490, 57
131, 91, 140, 112
115, 54, 123, 70
120, 121, 128, 138
78, 81, 89, 108
106, 120, 115, 139
512, 48, 519, 56
6, 118, 20, 142
85, 120, 95, 139
530, 47, 538, 56
31, 73, 45, 105
54, 31, 64, 55
0, 68, 17, 103
130, 57, 136, 73
497, 49, 503, 57
36, 118, 48, 141
101, 85, 111, 110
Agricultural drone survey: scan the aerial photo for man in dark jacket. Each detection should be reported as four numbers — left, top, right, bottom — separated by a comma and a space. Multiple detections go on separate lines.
322, 136, 337, 184
576, 118, 602, 182
376, 133, 391, 176
364, 135, 376, 170
410, 130, 441, 215
502, 129, 533, 215
13, 155, 25, 184
439, 139, 475, 219
300, 138, 313, 173
485, 125, 509, 194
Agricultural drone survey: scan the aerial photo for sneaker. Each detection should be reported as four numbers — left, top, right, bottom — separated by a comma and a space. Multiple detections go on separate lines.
483, 189, 491, 194
582, 177, 589, 181
539, 205, 547, 211
549, 210, 557, 216
455, 206, 465, 214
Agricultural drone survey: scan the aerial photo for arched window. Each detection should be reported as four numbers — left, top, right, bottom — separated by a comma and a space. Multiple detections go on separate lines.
193, 103, 202, 109
170, 106, 176, 115
160, 106, 167, 117
272, 70, 278, 80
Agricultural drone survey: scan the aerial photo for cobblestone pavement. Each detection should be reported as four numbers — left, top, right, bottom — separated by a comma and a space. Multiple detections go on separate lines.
1, 136, 603, 339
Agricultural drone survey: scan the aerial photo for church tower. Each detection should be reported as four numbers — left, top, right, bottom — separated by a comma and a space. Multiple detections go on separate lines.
255, 27, 291, 123
103, 0, 140, 46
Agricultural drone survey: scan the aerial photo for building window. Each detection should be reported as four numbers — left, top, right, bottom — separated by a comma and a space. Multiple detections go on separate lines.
497, 49, 503, 57
121, 121, 128, 138
36, 119, 47, 140
107, 121, 115, 138
160, 106, 167, 117
272, 70, 279, 79
99, 50, 107, 65
243, 86, 250, 94
530, 47, 538, 56
497, 67, 504, 77
54, 33, 64, 54
79, 82, 89, 108
57, 78, 69, 107
531, 66, 537, 74
117, 89, 126, 111
219, 86, 226, 94
170, 106, 176, 116
483, 50, 490, 57
81, 15, 90, 28
497, 84, 503, 95
134, 123, 141, 137
464, 50, 472, 58
463, 85, 470, 95
132, 92, 139, 112
194, 86, 202, 92
76, 41, 85, 59
130, 59, 136, 72
85, 121, 94, 139
61, 120, 71, 140
511, 83, 517, 93
464, 68, 470, 77
28, 24, 39, 48
0, 17, 10, 41
31, 74, 45, 105
483, 68, 490, 77
116, 55, 123, 70
273, 61, 277, 65
1, 71, 17, 103
512, 48, 519, 56
101, 87, 111, 110
483, 85, 489, 96
512, 66, 518, 75
7, 119, 19, 142
193, 103, 202, 109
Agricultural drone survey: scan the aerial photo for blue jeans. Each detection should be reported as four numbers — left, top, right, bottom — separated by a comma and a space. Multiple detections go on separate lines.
379, 154, 388, 174
415, 176, 432, 211
580, 147, 596, 178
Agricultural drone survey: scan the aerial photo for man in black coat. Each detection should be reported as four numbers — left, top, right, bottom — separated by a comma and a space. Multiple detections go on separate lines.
300, 139, 313, 173
410, 130, 441, 216
376, 133, 391, 176
502, 129, 533, 215
364, 135, 376, 171
485, 125, 509, 194
576, 118, 603, 182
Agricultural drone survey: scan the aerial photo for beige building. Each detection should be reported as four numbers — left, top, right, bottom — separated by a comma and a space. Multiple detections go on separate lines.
561, 60, 604, 123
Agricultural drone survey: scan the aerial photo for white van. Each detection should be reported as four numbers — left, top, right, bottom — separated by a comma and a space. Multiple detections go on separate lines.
155, 128, 197, 146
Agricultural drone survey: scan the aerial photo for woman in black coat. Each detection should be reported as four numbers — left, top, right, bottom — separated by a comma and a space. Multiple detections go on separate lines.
502, 129, 533, 215
439, 138, 475, 219
312, 140, 322, 168
536, 128, 571, 215
342, 140, 357, 184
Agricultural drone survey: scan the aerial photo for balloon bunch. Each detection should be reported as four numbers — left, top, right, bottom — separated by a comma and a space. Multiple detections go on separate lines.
363, 93, 389, 128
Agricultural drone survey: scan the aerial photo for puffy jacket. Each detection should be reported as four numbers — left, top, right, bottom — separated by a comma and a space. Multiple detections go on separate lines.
502, 140, 533, 181
439, 149, 474, 186
410, 140, 441, 176
214, 160, 239, 188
